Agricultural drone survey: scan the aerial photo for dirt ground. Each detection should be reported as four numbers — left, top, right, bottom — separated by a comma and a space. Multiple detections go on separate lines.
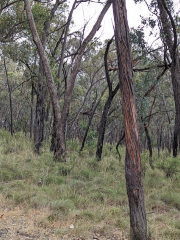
0, 196, 127, 240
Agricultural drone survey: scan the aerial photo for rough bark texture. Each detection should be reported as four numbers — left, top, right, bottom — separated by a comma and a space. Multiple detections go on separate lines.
112, 0, 147, 239
24, 0, 65, 161
157, 0, 180, 157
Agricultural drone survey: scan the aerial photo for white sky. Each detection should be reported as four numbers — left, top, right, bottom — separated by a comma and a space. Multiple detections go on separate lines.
72, 0, 180, 46
72, 0, 149, 41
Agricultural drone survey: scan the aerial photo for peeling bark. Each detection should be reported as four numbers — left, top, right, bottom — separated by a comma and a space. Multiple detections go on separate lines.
113, 0, 147, 239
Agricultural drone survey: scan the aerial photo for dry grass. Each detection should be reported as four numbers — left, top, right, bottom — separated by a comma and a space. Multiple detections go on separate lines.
0, 130, 180, 239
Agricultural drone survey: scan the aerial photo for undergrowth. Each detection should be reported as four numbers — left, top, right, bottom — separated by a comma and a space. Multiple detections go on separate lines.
0, 130, 180, 239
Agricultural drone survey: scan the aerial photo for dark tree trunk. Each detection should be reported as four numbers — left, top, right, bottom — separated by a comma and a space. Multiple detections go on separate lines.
30, 81, 34, 139
113, 0, 147, 239
96, 38, 119, 161
4, 59, 13, 136
34, 63, 45, 152
143, 120, 154, 169
96, 96, 112, 160
80, 87, 107, 152
116, 131, 125, 160
157, 0, 180, 157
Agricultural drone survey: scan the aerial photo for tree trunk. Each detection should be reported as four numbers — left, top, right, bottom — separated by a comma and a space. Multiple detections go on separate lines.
4, 58, 13, 136
112, 0, 147, 239
24, 0, 65, 161
157, 0, 180, 157
30, 81, 34, 139
61, 0, 112, 137
143, 120, 154, 169
34, 62, 45, 152
96, 38, 119, 161
80, 87, 107, 152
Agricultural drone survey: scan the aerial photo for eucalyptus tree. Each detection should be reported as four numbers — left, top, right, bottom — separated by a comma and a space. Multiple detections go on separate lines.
113, 0, 147, 239
24, 0, 66, 161
156, 0, 180, 156
135, 0, 180, 156
96, 38, 119, 160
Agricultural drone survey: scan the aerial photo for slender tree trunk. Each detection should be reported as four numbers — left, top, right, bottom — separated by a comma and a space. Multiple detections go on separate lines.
80, 87, 107, 152
30, 82, 34, 139
157, 0, 180, 157
116, 131, 125, 160
61, 0, 112, 137
4, 59, 13, 136
96, 38, 119, 161
142, 120, 154, 169
96, 96, 112, 160
113, 0, 147, 239
34, 63, 45, 151
24, 0, 65, 161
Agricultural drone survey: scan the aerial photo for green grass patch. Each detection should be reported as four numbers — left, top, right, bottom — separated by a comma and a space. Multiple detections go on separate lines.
0, 130, 180, 239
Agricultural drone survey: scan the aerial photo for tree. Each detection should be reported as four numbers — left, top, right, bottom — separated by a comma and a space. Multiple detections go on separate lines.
96, 38, 119, 161
24, 0, 66, 161
156, 0, 180, 157
112, 0, 147, 239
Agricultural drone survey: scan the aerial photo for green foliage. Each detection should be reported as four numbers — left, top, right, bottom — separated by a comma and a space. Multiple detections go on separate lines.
157, 157, 180, 178
31, 3, 49, 36
161, 192, 180, 210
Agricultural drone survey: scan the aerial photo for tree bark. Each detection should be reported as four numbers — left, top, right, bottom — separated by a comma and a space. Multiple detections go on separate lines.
24, 0, 66, 161
30, 81, 34, 139
96, 38, 119, 161
33, 0, 62, 153
4, 58, 13, 136
157, 0, 180, 157
34, 62, 45, 152
112, 0, 147, 239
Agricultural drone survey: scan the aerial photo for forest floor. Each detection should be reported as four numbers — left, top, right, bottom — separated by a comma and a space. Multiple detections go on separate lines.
1, 130, 180, 239
0, 195, 126, 240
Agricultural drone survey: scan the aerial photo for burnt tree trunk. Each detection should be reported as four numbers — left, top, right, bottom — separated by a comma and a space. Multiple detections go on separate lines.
113, 0, 147, 239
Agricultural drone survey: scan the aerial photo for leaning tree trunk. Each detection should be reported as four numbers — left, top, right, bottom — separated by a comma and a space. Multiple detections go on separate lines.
96, 38, 119, 161
61, 0, 112, 137
24, 0, 65, 161
33, 0, 62, 153
80, 87, 107, 152
112, 0, 147, 239
157, 0, 180, 157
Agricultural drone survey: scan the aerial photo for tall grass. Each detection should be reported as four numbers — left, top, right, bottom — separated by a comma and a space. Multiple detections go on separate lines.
0, 130, 180, 239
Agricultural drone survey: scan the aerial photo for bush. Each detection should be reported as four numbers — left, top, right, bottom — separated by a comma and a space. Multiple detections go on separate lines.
157, 157, 180, 178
